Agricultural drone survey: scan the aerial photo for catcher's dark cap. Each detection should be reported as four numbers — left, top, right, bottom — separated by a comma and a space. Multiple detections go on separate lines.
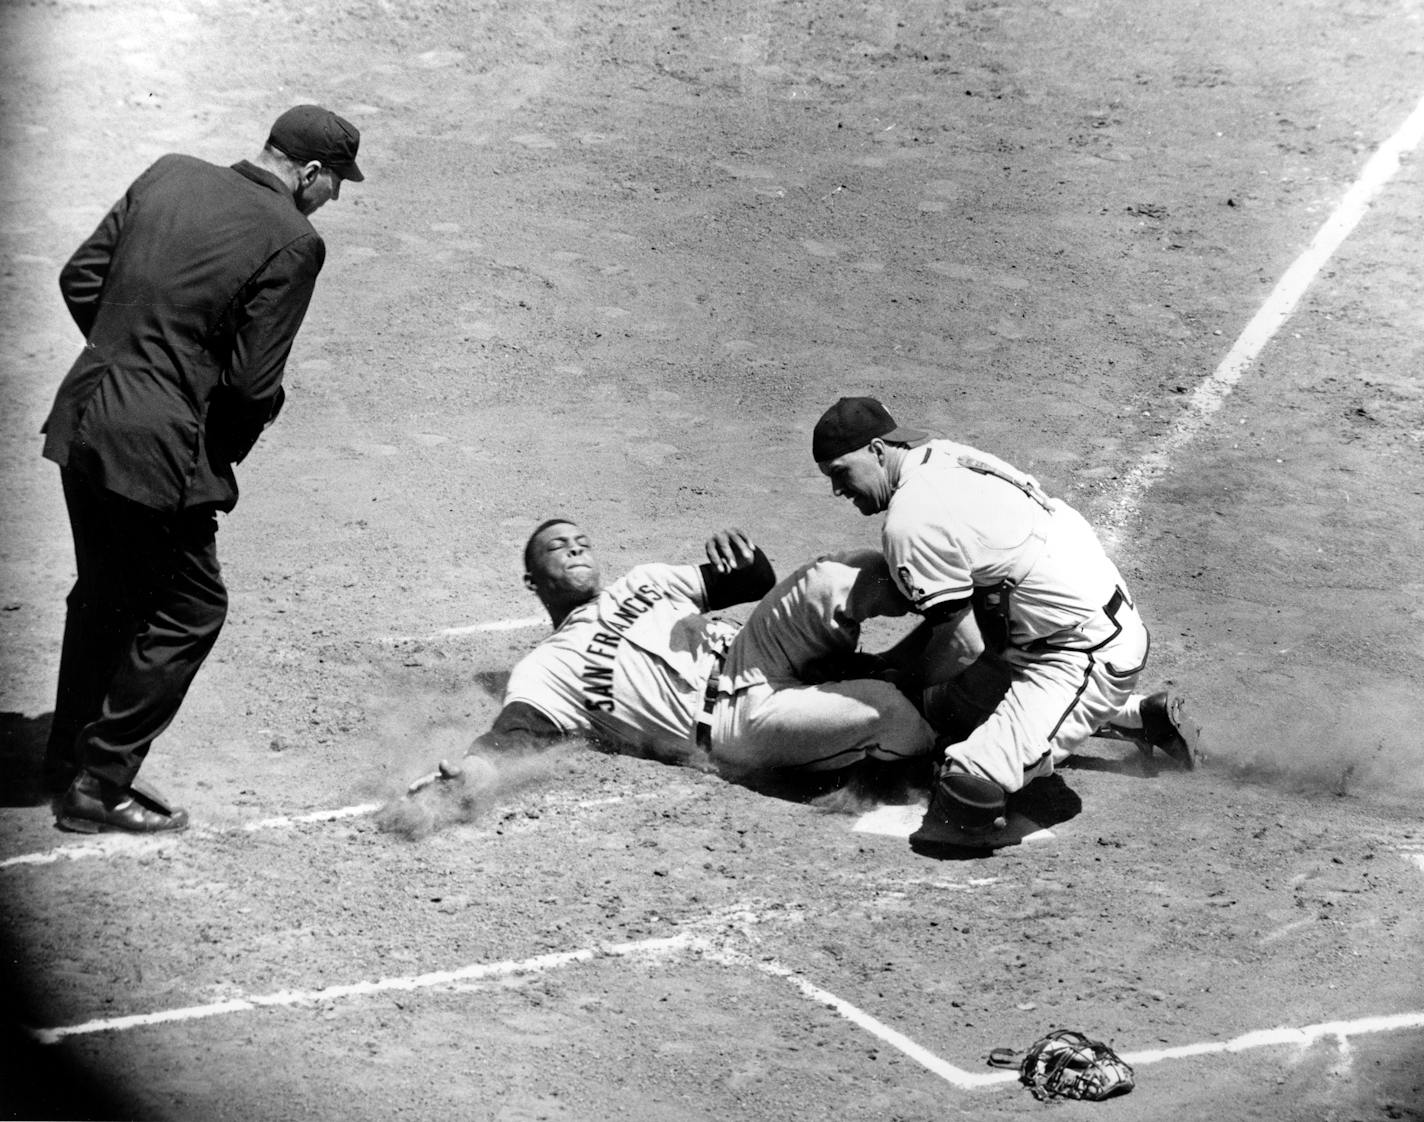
267, 105, 364, 182
812, 396, 929, 462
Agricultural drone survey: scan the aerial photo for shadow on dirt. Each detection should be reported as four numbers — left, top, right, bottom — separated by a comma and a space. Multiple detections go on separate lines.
1065, 734, 1185, 779
738, 754, 937, 808
0, 929, 139, 1121
1009, 771, 1084, 828
0, 1017, 134, 1122
744, 757, 1084, 818
0, 711, 54, 808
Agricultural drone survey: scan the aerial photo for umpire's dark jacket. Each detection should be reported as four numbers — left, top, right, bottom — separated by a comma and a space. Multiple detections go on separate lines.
43, 154, 325, 512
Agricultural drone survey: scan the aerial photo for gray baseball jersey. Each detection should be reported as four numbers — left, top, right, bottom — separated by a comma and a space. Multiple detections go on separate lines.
502, 551, 933, 775
503, 562, 735, 764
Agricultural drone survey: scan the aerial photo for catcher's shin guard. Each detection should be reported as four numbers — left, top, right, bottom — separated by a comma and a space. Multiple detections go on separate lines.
909, 766, 1009, 851
919, 656, 1012, 742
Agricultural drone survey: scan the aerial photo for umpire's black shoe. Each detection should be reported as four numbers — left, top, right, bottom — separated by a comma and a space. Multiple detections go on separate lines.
1135, 691, 1199, 769
40, 745, 79, 797
42, 764, 78, 798
57, 773, 190, 834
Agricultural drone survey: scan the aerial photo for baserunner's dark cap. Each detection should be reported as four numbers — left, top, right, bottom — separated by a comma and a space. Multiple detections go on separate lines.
267, 105, 364, 181
812, 396, 930, 462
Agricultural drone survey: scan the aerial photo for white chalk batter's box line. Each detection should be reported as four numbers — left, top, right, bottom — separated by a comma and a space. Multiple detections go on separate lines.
8, 792, 1424, 877
0, 810, 1016, 876
0, 789, 696, 870
0, 801, 386, 870
24, 904, 1424, 1094
2, 777, 1011, 870
375, 616, 545, 644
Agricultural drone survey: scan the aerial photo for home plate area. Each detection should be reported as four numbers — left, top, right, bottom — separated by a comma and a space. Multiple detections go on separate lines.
854, 803, 1055, 847
847, 766, 1087, 852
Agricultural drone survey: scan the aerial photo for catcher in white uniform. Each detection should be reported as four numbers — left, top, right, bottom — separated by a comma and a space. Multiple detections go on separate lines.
426, 519, 934, 788
811, 397, 1195, 852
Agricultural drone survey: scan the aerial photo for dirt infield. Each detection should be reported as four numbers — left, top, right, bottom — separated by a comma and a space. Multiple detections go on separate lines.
2, 0, 1423, 1118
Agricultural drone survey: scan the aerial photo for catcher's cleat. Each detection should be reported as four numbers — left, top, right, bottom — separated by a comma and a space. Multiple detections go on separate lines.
1109, 691, 1199, 769
909, 768, 1013, 853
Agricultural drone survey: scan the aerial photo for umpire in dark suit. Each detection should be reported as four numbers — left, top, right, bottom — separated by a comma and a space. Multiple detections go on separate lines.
40, 105, 364, 833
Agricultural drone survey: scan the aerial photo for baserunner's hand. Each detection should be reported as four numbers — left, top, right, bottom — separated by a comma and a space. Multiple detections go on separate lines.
704, 528, 756, 573
405, 757, 465, 796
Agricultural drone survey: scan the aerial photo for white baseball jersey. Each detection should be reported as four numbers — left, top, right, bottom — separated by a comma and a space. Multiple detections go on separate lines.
502, 563, 737, 763
883, 439, 1127, 650
881, 439, 1149, 791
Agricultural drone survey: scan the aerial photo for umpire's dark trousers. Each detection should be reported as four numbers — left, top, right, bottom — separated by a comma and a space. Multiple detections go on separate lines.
45, 468, 227, 791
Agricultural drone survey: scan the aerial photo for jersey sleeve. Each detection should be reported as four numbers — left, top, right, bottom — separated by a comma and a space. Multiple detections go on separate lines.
502, 645, 587, 735
883, 504, 974, 613
834, 549, 915, 624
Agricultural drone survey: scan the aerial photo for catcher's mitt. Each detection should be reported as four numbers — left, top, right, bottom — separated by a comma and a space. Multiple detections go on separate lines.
991, 1029, 1135, 1102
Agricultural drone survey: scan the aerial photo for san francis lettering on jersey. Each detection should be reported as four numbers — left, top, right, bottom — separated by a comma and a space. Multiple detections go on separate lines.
580, 583, 666, 712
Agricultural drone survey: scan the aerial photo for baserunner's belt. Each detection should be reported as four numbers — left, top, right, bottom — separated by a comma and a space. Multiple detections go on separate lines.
694, 649, 728, 752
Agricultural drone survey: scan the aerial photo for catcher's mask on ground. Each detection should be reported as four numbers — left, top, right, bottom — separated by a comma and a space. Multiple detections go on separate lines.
991, 1029, 1136, 1102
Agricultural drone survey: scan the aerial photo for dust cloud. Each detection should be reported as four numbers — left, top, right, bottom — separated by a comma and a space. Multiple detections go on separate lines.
347, 674, 572, 839
375, 748, 570, 840
1202, 688, 1424, 799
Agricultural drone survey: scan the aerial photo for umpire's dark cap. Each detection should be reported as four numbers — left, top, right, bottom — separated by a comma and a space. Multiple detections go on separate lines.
812, 397, 929, 462
268, 105, 365, 181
